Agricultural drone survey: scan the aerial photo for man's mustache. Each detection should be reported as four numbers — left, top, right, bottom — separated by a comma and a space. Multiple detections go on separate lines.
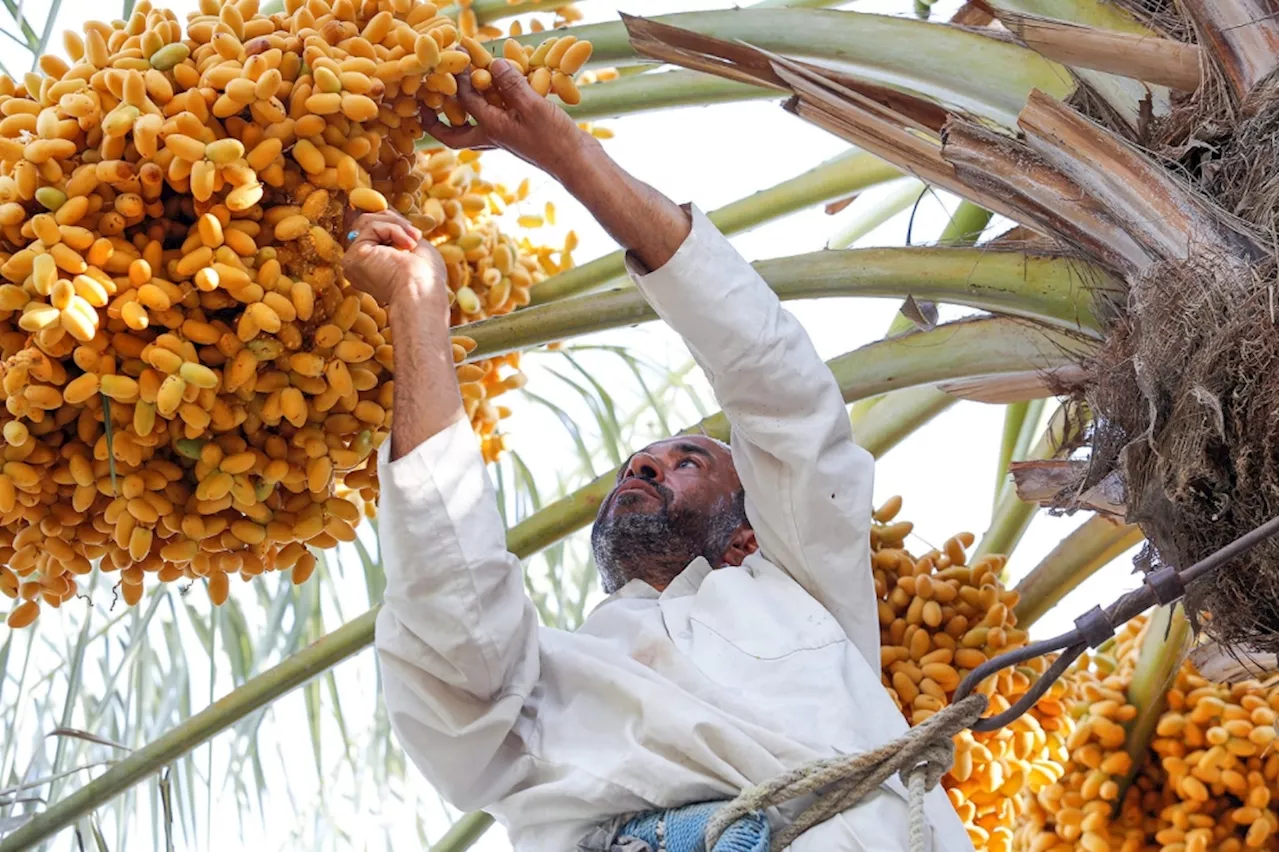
608, 476, 673, 510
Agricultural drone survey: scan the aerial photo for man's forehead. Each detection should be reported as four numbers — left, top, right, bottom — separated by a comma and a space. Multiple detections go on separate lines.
641, 436, 728, 458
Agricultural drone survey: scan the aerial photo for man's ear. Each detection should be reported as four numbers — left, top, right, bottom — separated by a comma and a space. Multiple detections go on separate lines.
720, 524, 758, 567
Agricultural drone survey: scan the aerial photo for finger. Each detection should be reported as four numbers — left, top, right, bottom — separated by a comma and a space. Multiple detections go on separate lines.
341, 206, 359, 245
345, 219, 410, 252
342, 207, 398, 248
422, 111, 493, 150
353, 220, 417, 251
423, 120, 489, 150
357, 210, 421, 241
352, 224, 413, 252
352, 211, 421, 244
489, 59, 537, 111
455, 74, 501, 126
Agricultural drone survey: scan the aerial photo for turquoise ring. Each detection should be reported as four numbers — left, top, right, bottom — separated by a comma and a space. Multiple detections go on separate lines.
345, 229, 359, 243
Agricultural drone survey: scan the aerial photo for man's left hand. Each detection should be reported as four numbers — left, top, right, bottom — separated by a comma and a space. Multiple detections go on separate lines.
422, 60, 595, 184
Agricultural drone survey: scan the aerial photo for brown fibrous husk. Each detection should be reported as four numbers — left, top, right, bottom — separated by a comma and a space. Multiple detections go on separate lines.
1060, 62, 1279, 655
1073, 251, 1278, 652
1193, 75, 1278, 247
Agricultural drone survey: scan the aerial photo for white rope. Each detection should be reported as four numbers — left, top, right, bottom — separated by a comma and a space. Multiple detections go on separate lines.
704, 694, 988, 852
906, 765, 927, 852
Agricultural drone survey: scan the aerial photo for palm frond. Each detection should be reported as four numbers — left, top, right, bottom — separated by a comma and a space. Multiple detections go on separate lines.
29, 0, 61, 70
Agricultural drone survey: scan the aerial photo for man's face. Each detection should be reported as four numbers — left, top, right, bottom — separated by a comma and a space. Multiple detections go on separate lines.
591, 436, 746, 594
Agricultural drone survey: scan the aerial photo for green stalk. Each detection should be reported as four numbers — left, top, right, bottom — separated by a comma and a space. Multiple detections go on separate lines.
988, 0, 1155, 36
0, 609, 377, 852
513, 9, 1075, 127
978, 472, 1040, 564
0, 316, 1085, 852
994, 397, 1047, 520
826, 180, 926, 249
31, 0, 62, 71
45, 586, 97, 807
455, 0, 853, 26
431, 811, 495, 852
855, 199, 993, 432
491, 249, 1111, 355
274, 0, 850, 29
566, 70, 773, 123
752, 0, 854, 6
0, 0, 40, 50
973, 403, 1078, 562
1117, 604, 1191, 799
938, 201, 993, 246
447, 0, 566, 23
847, 304, 922, 427
665, 154, 900, 242
529, 150, 902, 304
849, 384, 955, 457
754, 0, 853, 7
995, 402, 1033, 511
1012, 515, 1144, 628
848, 199, 992, 426
1010, 398, 1047, 463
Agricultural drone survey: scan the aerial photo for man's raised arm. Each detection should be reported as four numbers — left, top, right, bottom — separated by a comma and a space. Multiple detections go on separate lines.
424, 62, 693, 271
430, 65, 881, 663
343, 213, 540, 809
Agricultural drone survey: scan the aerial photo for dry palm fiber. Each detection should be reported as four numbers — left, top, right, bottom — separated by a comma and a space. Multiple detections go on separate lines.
1061, 45, 1278, 656
968, 3, 1279, 659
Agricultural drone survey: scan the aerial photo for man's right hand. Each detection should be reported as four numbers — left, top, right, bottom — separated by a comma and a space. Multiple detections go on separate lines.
422, 60, 596, 183
342, 211, 449, 319
341, 214, 465, 461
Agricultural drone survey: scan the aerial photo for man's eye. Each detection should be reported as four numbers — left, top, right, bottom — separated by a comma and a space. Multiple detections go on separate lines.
677, 459, 696, 469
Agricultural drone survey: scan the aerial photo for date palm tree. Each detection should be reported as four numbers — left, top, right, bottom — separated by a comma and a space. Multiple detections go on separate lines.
1, 0, 1274, 850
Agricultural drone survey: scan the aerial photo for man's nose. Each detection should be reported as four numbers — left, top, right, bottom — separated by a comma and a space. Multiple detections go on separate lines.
623, 452, 663, 482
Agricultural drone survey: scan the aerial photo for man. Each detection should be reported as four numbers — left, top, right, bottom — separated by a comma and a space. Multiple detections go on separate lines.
343, 59, 972, 851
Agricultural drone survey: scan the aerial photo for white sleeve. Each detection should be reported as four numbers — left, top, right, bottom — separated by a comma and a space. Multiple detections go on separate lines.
373, 417, 540, 810
626, 205, 880, 664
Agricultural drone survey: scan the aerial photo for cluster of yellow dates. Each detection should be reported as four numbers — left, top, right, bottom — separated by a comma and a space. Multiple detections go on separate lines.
871, 496, 1047, 852
1014, 617, 1277, 852
870, 499, 1279, 852
0, 0, 588, 627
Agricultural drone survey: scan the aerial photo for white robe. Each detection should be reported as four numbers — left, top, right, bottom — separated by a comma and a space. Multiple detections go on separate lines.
374, 206, 974, 852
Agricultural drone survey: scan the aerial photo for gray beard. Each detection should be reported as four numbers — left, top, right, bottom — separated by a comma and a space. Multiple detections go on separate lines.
591, 486, 740, 594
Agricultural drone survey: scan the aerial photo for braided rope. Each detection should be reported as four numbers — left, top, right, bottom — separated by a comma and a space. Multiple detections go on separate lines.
705, 694, 988, 852
906, 766, 927, 852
